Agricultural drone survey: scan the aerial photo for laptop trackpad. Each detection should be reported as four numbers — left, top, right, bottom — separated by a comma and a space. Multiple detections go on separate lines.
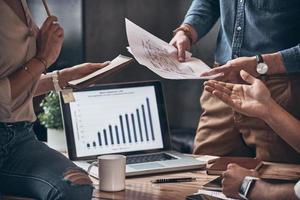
130, 162, 164, 170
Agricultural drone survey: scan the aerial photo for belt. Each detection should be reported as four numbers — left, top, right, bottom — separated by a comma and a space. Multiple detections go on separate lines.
0, 121, 31, 128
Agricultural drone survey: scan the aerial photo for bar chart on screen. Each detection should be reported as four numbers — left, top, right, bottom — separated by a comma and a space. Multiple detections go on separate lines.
69, 86, 164, 157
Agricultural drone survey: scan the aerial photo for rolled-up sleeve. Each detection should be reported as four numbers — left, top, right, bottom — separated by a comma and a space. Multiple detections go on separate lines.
0, 77, 12, 118
183, 0, 220, 40
295, 181, 300, 199
280, 44, 300, 73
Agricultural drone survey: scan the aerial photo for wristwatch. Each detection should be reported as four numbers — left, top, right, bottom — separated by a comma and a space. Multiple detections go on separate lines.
256, 55, 268, 75
52, 70, 62, 92
238, 176, 259, 200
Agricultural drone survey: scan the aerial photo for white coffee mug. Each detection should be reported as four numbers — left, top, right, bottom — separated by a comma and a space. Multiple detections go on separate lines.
87, 154, 126, 192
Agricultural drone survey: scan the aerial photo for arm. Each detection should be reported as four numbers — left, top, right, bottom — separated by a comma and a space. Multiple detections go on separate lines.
170, 0, 220, 61
200, 52, 286, 83
9, 16, 63, 100
249, 181, 297, 200
263, 98, 300, 153
183, 0, 220, 41
34, 62, 110, 96
204, 70, 300, 153
222, 164, 299, 200
200, 45, 300, 82
280, 44, 300, 73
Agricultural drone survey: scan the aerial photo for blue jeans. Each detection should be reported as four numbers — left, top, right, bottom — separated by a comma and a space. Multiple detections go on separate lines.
0, 122, 93, 200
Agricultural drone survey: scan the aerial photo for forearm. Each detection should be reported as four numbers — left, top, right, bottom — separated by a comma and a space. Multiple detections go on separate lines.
183, 0, 220, 41
9, 58, 46, 100
280, 44, 300, 73
249, 181, 297, 200
263, 44, 300, 74
35, 71, 68, 97
34, 73, 54, 96
262, 52, 286, 75
263, 99, 300, 153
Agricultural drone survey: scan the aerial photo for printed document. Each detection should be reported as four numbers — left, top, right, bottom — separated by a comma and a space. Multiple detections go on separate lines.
196, 189, 237, 200
125, 18, 215, 80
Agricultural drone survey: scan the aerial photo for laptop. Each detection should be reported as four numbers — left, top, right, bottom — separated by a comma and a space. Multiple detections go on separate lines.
60, 81, 205, 177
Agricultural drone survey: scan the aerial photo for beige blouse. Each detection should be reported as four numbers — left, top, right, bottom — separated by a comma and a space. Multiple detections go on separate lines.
0, 0, 39, 122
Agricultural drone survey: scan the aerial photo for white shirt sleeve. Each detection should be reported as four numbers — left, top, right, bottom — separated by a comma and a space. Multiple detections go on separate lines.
294, 181, 300, 199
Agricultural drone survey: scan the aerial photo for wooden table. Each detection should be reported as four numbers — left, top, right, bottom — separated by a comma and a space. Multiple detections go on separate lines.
3, 170, 216, 200
3, 153, 218, 200
92, 170, 217, 200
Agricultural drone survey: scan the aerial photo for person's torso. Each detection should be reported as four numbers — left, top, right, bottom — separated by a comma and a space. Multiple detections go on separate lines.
215, 0, 300, 64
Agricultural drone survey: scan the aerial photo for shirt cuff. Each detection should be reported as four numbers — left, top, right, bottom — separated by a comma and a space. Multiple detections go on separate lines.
294, 181, 300, 199
280, 44, 300, 74
183, 16, 212, 41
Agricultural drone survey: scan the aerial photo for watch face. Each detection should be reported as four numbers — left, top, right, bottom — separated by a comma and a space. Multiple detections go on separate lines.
257, 63, 268, 75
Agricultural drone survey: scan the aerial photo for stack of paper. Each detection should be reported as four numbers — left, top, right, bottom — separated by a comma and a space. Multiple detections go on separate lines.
196, 189, 237, 200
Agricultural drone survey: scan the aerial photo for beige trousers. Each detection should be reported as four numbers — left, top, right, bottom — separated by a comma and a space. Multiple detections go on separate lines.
194, 74, 300, 163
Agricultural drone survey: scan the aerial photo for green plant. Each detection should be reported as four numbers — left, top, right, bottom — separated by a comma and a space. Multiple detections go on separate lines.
38, 92, 63, 130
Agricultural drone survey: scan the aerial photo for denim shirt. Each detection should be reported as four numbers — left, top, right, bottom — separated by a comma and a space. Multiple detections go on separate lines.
183, 0, 300, 73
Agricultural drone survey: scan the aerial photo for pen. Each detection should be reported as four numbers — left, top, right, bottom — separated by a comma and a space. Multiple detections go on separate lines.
151, 177, 197, 184
42, 0, 51, 17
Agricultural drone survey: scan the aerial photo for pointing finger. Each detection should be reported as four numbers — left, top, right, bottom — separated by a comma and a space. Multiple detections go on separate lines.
177, 42, 186, 62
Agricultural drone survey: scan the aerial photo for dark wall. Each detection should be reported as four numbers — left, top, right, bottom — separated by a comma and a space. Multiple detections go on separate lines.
84, 0, 219, 130
28, 0, 84, 71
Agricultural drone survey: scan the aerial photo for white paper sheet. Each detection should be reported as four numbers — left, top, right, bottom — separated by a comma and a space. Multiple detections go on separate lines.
68, 55, 132, 86
125, 18, 215, 80
196, 189, 238, 200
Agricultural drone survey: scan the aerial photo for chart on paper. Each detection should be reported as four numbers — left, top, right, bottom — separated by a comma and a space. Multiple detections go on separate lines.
125, 18, 218, 79
69, 86, 164, 157
142, 39, 195, 76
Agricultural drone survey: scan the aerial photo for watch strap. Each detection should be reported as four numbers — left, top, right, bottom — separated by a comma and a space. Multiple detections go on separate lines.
239, 176, 259, 200
256, 54, 264, 64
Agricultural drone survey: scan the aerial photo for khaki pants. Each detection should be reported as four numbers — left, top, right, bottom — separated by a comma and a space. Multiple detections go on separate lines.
194, 74, 300, 163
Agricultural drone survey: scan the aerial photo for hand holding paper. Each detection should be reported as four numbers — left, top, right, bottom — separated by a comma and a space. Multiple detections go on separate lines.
125, 18, 217, 80
68, 55, 133, 89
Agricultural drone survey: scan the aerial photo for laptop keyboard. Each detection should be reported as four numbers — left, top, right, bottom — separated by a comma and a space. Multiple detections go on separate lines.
88, 153, 177, 165
126, 153, 177, 164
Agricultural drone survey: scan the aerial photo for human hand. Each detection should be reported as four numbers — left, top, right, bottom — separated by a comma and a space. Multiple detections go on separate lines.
204, 70, 272, 119
222, 163, 258, 199
169, 30, 191, 62
59, 62, 110, 87
201, 56, 259, 83
36, 16, 64, 67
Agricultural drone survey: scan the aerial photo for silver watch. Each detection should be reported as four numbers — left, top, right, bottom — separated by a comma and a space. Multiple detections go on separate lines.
256, 55, 268, 75
238, 176, 259, 200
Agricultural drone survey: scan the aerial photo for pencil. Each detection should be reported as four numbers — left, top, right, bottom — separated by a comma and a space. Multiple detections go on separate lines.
42, 0, 51, 17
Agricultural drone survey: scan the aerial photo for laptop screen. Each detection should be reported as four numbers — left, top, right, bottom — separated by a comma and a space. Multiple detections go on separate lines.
61, 81, 170, 160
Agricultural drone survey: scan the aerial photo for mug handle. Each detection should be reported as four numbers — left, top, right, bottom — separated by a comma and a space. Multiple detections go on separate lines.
87, 161, 98, 177
87, 161, 100, 188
